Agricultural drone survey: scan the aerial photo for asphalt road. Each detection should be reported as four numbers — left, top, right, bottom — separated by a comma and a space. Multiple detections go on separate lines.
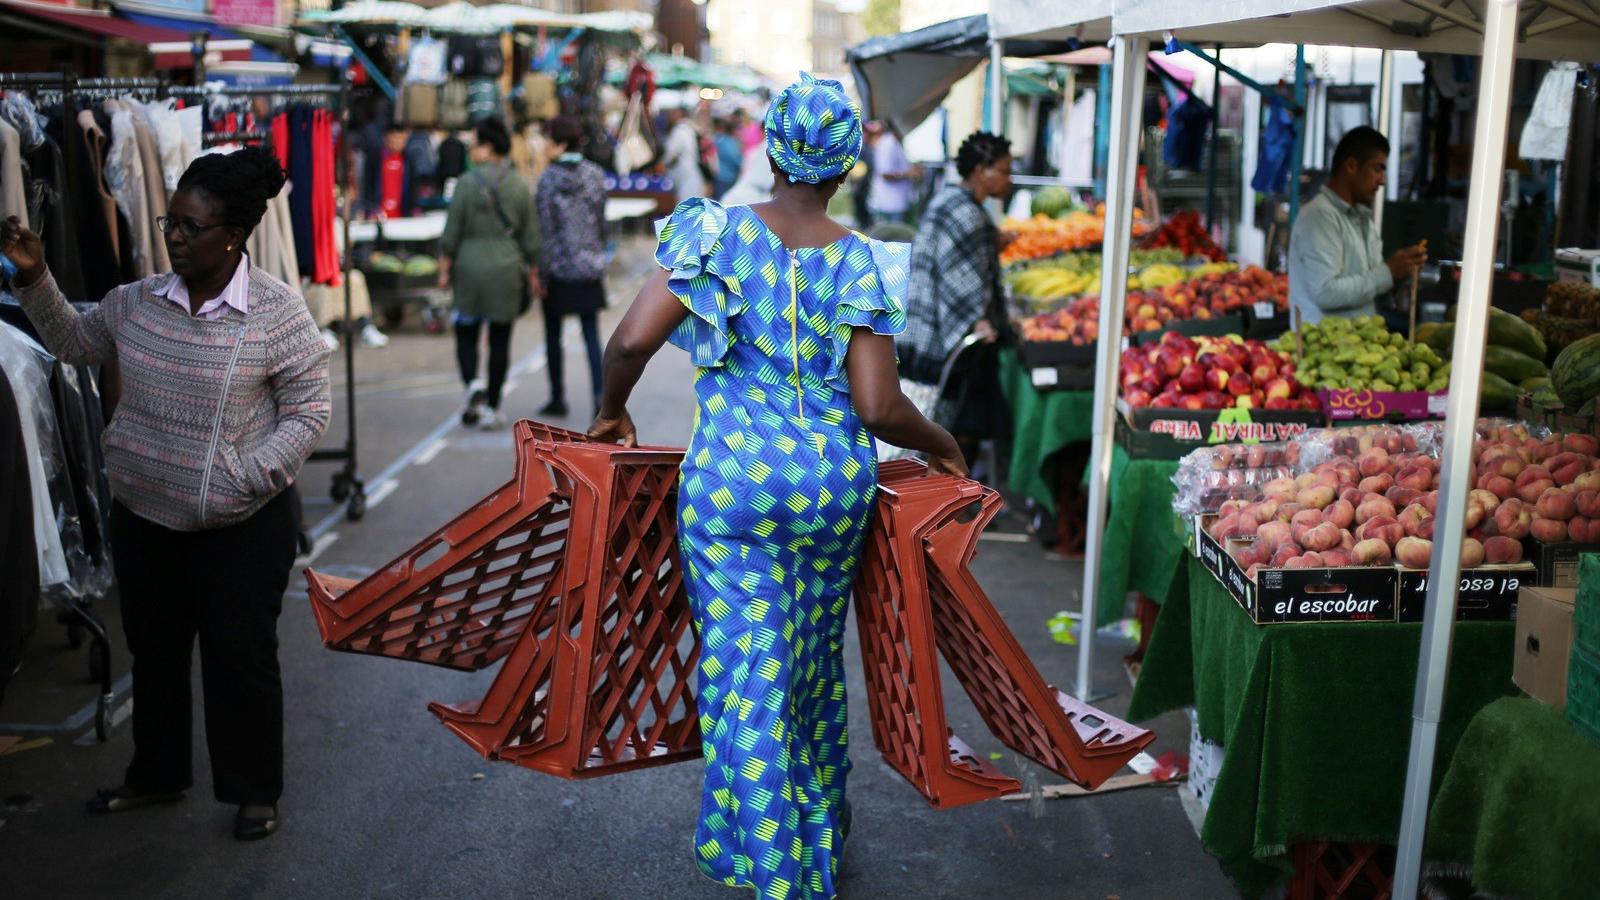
1, 237, 1237, 899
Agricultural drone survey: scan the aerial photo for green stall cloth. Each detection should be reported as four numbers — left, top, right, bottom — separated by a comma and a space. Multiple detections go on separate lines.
998, 348, 1094, 514
1427, 697, 1600, 900
1092, 452, 1185, 622
1127, 556, 1518, 897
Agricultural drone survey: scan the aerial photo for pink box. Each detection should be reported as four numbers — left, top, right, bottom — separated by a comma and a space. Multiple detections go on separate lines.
1318, 388, 1447, 421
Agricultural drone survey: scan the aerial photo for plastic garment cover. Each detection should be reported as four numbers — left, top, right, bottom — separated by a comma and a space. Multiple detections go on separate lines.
0, 321, 69, 588
1520, 62, 1579, 162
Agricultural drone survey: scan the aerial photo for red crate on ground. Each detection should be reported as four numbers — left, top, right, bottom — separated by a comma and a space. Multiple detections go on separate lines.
304, 421, 701, 778
1289, 841, 1403, 899
856, 461, 1156, 808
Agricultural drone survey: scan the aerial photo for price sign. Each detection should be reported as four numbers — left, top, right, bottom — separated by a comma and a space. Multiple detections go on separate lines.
1031, 367, 1060, 388
1253, 301, 1276, 318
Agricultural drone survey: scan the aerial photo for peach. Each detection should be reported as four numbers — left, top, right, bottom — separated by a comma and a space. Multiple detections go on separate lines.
1395, 536, 1434, 568
1399, 503, 1433, 537
1563, 433, 1600, 456
1301, 522, 1343, 552
1352, 538, 1393, 566
1299, 551, 1326, 568
1359, 473, 1396, 495
1264, 478, 1299, 502
1340, 529, 1356, 551
1536, 490, 1578, 521
1269, 543, 1301, 568
1223, 514, 1260, 539
1484, 452, 1525, 479
1295, 472, 1322, 491
1322, 499, 1356, 530
1386, 486, 1424, 509
1395, 465, 1433, 492
1468, 489, 1502, 516
1339, 486, 1366, 507
1555, 460, 1588, 486
1580, 472, 1600, 494
1355, 497, 1397, 525
1219, 498, 1252, 515
1531, 517, 1569, 543
1483, 535, 1524, 564
1494, 498, 1533, 539
1357, 515, 1405, 547
1257, 520, 1294, 553
1482, 474, 1516, 501
1578, 490, 1600, 519
1419, 491, 1440, 515
1296, 485, 1336, 510
1253, 499, 1281, 522
1231, 542, 1267, 569
1275, 502, 1306, 522
1417, 516, 1436, 540
1357, 447, 1392, 478
1320, 549, 1353, 568
1460, 537, 1485, 569
1569, 517, 1596, 544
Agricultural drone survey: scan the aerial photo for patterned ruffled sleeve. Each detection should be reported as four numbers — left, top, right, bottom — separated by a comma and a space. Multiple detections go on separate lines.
825, 237, 909, 393
654, 198, 743, 367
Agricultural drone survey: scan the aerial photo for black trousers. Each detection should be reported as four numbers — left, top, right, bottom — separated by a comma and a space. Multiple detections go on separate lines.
110, 490, 296, 806
454, 318, 514, 410
543, 307, 603, 404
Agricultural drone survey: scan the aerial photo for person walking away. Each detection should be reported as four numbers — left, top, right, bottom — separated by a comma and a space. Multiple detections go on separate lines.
898, 131, 1017, 470
533, 116, 608, 418
867, 125, 917, 224
660, 104, 706, 202
712, 118, 744, 200
439, 117, 540, 430
852, 120, 882, 229
1, 146, 331, 841
1288, 126, 1427, 325
587, 73, 967, 900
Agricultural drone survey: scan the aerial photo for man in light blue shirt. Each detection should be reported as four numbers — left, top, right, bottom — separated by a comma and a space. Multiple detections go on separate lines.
1288, 127, 1427, 324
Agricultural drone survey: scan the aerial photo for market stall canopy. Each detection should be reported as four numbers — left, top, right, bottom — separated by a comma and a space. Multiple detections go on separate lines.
608, 53, 774, 94
298, 0, 648, 37
1033, 46, 1198, 85
0, 0, 249, 69
989, 0, 1113, 43
1114, 0, 1600, 60
846, 14, 1077, 135
109, 0, 289, 65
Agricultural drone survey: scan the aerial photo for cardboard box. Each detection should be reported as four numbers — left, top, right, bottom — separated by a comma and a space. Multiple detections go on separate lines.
1395, 564, 1537, 622
1216, 537, 1398, 623
1514, 586, 1577, 708
1319, 388, 1448, 422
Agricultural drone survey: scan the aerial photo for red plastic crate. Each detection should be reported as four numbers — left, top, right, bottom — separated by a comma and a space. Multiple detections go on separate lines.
855, 461, 1156, 808
1289, 841, 1402, 900
304, 421, 701, 778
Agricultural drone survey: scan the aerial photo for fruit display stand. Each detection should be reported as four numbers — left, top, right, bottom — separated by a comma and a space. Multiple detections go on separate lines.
1124, 554, 1518, 898
1424, 697, 1600, 900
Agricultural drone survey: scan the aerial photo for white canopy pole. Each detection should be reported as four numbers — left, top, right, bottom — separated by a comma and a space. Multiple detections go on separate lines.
1374, 49, 1393, 232
1075, 34, 1147, 700
1393, 0, 1520, 893
989, 40, 1006, 134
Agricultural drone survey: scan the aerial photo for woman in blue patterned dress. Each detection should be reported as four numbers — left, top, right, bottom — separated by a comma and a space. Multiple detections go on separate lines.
587, 75, 965, 899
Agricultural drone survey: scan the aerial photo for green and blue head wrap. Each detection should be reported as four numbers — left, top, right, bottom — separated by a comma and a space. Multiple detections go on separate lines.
763, 73, 863, 185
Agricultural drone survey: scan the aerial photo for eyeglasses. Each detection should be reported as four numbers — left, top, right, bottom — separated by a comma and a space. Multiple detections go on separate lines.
155, 215, 224, 238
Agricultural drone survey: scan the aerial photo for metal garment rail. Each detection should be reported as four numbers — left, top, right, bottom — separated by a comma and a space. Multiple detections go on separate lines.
0, 69, 169, 741
167, 82, 366, 522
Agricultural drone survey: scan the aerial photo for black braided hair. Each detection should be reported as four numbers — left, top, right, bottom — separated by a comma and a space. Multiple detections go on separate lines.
955, 131, 1012, 178
175, 145, 287, 238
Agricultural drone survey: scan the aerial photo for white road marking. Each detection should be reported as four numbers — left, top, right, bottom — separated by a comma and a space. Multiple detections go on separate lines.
365, 478, 400, 510
414, 436, 451, 466
0, 672, 132, 734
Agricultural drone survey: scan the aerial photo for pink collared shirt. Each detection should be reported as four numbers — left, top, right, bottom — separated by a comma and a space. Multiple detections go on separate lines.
154, 254, 251, 321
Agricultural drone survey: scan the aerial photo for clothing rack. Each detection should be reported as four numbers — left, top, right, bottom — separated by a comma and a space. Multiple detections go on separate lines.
0, 70, 171, 741
167, 82, 367, 523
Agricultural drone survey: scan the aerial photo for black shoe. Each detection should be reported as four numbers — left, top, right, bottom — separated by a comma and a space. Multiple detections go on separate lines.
234, 804, 279, 841
538, 399, 569, 417
85, 786, 185, 814
461, 388, 488, 426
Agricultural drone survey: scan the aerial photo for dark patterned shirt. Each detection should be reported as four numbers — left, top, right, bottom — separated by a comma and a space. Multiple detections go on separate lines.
899, 184, 1001, 384
534, 156, 607, 282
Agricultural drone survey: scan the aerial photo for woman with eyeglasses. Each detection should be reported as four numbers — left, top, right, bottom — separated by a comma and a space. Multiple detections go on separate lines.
0, 145, 330, 842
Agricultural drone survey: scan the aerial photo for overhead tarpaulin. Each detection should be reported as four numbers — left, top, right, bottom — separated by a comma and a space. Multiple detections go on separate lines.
846, 14, 1076, 135
989, 0, 1113, 43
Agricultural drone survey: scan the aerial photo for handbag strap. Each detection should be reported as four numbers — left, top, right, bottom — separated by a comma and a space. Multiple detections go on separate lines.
471, 168, 516, 239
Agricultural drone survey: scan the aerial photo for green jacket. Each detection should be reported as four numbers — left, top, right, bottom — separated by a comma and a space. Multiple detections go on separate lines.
441, 161, 540, 323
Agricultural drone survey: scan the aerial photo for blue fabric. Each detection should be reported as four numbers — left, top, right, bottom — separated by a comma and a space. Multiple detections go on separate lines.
113, 11, 286, 63
1164, 96, 1211, 170
288, 106, 315, 274
763, 73, 863, 185
1253, 96, 1297, 194
654, 198, 907, 899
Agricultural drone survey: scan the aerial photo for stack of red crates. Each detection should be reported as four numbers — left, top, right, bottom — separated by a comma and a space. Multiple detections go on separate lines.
304, 421, 701, 778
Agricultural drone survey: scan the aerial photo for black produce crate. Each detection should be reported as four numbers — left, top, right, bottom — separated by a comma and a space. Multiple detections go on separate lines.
1017, 340, 1097, 369
1528, 540, 1600, 588
1395, 565, 1536, 622
1229, 555, 1398, 624
1242, 301, 1292, 339
1116, 403, 1327, 460
1128, 314, 1245, 346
